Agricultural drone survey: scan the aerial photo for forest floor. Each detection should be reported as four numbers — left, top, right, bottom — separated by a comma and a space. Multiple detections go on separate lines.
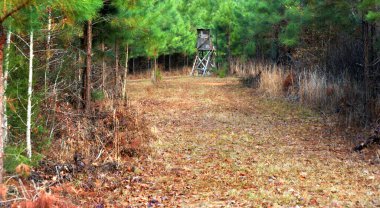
124, 76, 379, 207
10, 76, 379, 207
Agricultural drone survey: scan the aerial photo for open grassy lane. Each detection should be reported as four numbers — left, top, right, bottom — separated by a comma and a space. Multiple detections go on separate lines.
127, 77, 379, 207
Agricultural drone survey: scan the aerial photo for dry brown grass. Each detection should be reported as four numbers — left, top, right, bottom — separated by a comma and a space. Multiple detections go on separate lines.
233, 60, 378, 126
233, 60, 285, 96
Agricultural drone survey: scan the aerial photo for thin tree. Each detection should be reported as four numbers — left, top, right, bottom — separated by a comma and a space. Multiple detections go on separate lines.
85, 20, 92, 113
122, 44, 128, 100
114, 40, 119, 97
0, 0, 32, 183
101, 39, 106, 92
3, 30, 11, 146
26, 29, 34, 158
45, 7, 52, 93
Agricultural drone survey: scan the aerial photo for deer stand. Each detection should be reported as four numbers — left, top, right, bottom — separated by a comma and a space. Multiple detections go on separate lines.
191, 50, 215, 76
190, 29, 216, 76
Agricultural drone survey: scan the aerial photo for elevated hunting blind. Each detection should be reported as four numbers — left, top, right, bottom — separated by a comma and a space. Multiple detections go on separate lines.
191, 29, 216, 76
196, 29, 213, 50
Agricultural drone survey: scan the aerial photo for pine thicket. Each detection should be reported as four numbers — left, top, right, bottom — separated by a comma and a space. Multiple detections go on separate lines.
0, 0, 379, 178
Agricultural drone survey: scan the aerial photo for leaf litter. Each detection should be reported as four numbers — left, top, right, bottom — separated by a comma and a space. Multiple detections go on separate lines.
6, 77, 380, 207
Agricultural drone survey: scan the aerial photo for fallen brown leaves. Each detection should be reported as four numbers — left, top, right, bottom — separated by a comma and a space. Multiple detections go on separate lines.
15, 164, 31, 178
4, 77, 380, 207
12, 191, 75, 208
126, 77, 379, 207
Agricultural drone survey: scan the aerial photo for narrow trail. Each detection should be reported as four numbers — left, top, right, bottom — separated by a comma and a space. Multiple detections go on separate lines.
127, 77, 379, 207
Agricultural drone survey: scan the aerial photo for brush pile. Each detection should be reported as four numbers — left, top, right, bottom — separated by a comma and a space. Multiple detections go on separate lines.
38, 99, 153, 181
7, 99, 155, 207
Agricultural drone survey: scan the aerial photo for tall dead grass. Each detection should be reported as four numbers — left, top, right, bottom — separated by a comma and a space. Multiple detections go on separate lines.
233, 60, 374, 126
234, 60, 284, 97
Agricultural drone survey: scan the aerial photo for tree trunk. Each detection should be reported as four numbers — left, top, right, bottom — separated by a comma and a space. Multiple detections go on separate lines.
163, 54, 166, 70
272, 24, 280, 62
85, 20, 92, 113
363, 20, 370, 121
132, 58, 135, 75
77, 50, 83, 111
169, 54, 171, 72
215, 29, 219, 70
1, 3, 7, 184
154, 58, 157, 83
101, 40, 106, 92
45, 7, 51, 94
183, 54, 186, 69
0, 25, 6, 183
3, 30, 10, 145
227, 30, 232, 74
115, 40, 119, 97
122, 44, 129, 100
186, 55, 188, 67
370, 23, 376, 65
26, 30, 34, 159
1, 5, 6, 163
176, 55, 178, 69
151, 57, 156, 83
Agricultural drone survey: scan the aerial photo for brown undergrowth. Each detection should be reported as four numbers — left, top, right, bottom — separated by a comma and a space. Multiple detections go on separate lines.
7, 99, 155, 207
48, 99, 152, 163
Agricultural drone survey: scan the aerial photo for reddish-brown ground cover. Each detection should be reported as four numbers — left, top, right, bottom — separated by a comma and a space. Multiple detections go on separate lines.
8, 77, 380, 207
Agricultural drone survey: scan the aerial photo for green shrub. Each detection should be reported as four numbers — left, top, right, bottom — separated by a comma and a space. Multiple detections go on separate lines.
216, 64, 229, 78
91, 90, 105, 101
4, 145, 43, 173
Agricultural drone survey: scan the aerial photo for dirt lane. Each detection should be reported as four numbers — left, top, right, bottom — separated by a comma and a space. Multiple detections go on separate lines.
127, 77, 379, 207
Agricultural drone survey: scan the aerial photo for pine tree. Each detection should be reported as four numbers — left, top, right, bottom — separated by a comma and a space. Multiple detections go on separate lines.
53, 0, 103, 111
